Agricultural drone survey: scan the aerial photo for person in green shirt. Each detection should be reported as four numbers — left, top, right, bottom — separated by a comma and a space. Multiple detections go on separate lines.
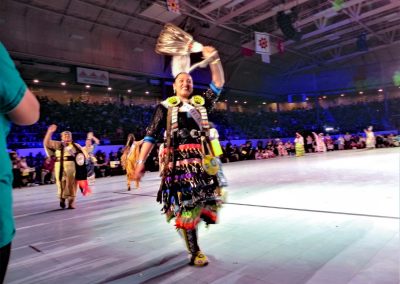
0, 42, 40, 283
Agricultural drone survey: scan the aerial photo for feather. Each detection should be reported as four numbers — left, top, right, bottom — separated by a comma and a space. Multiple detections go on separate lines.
171, 55, 190, 78
156, 23, 203, 56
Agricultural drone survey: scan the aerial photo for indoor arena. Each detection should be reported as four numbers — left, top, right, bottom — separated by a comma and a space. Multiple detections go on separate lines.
1, 0, 399, 283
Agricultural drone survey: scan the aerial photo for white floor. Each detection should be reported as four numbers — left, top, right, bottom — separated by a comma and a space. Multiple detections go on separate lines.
5, 148, 400, 284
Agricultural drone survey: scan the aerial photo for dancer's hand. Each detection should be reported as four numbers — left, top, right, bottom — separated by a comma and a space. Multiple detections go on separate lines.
48, 124, 57, 133
134, 163, 146, 181
202, 46, 218, 60
87, 132, 94, 139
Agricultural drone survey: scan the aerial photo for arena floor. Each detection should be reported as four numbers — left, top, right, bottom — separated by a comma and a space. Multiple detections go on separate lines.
5, 148, 399, 284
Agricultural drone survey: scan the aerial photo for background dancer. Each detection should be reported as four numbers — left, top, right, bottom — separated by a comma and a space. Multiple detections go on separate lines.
294, 132, 305, 157
44, 125, 88, 209
82, 132, 100, 193
121, 133, 142, 191
312, 132, 327, 153
364, 126, 376, 149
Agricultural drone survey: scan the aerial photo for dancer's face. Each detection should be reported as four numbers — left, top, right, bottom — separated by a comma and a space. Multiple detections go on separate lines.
61, 132, 72, 143
174, 73, 193, 99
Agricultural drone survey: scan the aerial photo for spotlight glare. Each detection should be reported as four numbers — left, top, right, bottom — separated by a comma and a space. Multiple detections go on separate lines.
85, 85, 91, 89
107, 87, 112, 91
127, 89, 132, 93
33, 79, 39, 83
61, 82, 66, 86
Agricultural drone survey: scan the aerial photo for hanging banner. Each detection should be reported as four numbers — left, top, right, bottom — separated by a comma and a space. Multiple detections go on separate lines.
255, 32, 270, 54
261, 53, 270, 63
76, 67, 109, 86
167, 0, 181, 14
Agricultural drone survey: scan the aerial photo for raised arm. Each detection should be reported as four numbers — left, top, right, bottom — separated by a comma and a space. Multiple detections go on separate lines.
44, 124, 58, 148
92, 135, 100, 145
203, 46, 225, 89
88, 132, 100, 145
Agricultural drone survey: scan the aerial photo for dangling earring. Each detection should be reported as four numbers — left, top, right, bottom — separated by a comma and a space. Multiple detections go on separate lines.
173, 88, 176, 94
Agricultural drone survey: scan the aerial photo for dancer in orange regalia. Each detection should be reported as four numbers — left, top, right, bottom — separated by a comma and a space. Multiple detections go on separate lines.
121, 134, 142, 191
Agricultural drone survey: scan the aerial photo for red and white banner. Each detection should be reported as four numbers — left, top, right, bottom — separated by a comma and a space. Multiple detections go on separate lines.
261, 53, 270, 63
76, 67, 109, 86
167, 0, 181, 14
254, 32, 270, 54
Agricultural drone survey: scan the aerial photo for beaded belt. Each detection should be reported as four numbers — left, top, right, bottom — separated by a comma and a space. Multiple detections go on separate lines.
55, 156, 75, 162
177, 128, 206, 139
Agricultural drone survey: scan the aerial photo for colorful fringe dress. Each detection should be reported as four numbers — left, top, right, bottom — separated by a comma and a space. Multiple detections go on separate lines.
144, 89, 223, 230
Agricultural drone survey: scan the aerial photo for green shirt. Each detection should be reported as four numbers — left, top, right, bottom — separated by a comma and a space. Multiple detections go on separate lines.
0, 42, 26, 247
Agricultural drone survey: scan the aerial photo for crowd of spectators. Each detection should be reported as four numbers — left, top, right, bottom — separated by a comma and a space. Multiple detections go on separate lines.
6, 96, 399, 188
210, 99, 399, 140
8, 97, 155, 148
10, 131, 399, 188
6, 97, 400, 148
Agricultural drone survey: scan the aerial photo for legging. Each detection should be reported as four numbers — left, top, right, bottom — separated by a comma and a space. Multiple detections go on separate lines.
181, 229, 199, 255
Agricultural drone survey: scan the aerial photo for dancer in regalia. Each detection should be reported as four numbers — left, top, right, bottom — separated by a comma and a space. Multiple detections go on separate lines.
82, 132, 100, 194
294, 132, 305, 157
312, 132, 327, 153
364, 126, 376, 149
120, 134, 142, 190
134, 24, 225, 266
44, 125, 88, 209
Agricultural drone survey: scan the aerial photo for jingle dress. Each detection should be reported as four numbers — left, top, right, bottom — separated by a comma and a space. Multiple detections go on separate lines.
144, 87, 222, 230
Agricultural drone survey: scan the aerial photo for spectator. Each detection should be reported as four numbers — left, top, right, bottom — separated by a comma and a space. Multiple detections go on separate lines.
0, 42, 40, 283
18, 157, 37, 185
41, 156, 55, 184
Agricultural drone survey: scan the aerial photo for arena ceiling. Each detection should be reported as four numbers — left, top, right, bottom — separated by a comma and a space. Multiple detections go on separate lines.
2, 0, 400, 99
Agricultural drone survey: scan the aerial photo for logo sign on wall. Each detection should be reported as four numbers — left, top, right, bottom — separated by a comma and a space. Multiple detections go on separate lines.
76, 67, 109, 86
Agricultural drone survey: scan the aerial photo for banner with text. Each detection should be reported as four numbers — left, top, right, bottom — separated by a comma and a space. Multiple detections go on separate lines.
77, 67, 109, 86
